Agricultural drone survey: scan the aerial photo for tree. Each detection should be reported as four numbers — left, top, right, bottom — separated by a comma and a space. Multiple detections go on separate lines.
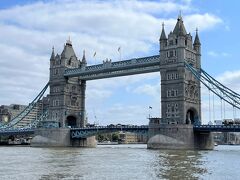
112, 133, 119, 142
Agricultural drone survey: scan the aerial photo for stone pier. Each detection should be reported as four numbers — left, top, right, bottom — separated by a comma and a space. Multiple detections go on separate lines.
31, 128, 96, 147
147, 119, 214, 150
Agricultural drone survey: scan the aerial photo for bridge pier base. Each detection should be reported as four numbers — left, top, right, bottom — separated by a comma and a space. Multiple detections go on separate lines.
71, 136, 96, 147
31, 128, 96, 147
194, 131, 214, 150
147, 124, 214, 150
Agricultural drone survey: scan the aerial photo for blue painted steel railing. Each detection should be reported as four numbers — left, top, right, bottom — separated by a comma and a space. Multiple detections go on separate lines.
0, 129, 34, 136
64, 55, 160, 80
71, 125, 149, 138
193, 125, 240, 132
71, 124, 240, 138
2, 124, 240, 137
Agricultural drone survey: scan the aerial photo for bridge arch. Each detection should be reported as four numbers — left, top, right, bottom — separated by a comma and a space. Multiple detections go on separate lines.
66, 115, 77, 128
186, 108, 199, 125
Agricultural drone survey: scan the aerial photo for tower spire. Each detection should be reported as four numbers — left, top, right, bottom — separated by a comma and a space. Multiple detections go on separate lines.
82, 50, 87, 65
66, 36, 72, 46
173, 13, 187, 36
160, 22, 167, 41
50, 46, 55, 60
178, 10, 182, 20
194, 28, 201, 45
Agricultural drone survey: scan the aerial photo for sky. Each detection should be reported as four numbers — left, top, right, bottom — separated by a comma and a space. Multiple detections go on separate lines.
0, 0, 240, 125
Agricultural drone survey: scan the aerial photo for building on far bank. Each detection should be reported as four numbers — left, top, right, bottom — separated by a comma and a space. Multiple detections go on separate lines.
213, 132, 240, 145
214, 120, 223, 125
119, 131, 147, 144
0, 104, 27, 124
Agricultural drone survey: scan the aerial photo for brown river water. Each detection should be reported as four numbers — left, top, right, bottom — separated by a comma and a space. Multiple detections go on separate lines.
0, 144, 239, 180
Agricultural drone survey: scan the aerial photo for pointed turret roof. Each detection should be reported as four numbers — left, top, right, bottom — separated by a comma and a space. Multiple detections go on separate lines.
160, 22, 167, 41
173, 14, 187, 36
50, 46, 55, 60
82, 50, 87, 64
193, 28, 201, 45
61, 37, 77, 59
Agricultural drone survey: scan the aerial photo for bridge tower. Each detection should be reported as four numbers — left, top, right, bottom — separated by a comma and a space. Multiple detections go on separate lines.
159, 15, 201, 125
148, 15, 213, 150
48, 39, 86, 128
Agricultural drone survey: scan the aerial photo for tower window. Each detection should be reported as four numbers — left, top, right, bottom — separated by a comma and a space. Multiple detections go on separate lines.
175, 73, 179, 79
72, 86, 76, 92
169, 40, 173, 46
167, 74, 171, 80
54, 69, 59, 75
175, 90, 178, 96
167, 91, 171, 97
175, 39, 178, 45
169, 51, 173, 57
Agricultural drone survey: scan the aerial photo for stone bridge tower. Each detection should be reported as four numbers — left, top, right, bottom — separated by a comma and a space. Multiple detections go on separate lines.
48, 39, 87, 128
147, 16, 213, 150
159, 15, 201, 125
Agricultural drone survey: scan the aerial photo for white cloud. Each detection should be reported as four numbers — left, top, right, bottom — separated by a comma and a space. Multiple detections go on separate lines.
200, 70, 240, 124
208, 51, 231, 57
216, 70, 240, 92
0, 0, 225, 124
184, 13, 223, 32
132, 83, 160, 97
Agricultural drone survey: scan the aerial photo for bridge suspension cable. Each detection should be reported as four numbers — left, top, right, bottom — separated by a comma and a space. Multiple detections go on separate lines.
0, 83, 49, 129
185, 61, 240, 111
208, 89, 211, 123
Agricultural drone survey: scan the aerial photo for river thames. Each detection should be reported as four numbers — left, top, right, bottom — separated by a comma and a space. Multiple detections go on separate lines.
0, 144, 239, 180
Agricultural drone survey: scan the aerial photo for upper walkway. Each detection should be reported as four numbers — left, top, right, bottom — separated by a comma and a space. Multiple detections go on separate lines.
64, 55, 160, 80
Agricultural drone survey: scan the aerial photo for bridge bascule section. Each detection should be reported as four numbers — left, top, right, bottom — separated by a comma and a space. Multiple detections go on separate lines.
71, 125, 148, 139
1, 15, 240, 149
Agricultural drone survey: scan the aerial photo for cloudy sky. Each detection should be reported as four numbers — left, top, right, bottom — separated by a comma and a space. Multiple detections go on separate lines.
0, 0, 240, 125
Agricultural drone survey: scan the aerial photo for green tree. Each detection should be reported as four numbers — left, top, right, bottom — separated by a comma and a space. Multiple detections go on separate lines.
112, 133, 119, 142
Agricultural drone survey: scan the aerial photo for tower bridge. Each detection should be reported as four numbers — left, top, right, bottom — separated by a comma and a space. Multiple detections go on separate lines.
1, 15, 240, 149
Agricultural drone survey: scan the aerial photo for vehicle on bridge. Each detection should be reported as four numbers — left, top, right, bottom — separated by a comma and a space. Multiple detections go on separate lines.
222, 119, 240, 126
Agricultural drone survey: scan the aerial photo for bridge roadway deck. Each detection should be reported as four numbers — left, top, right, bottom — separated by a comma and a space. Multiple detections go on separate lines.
70, 125, 149, 138
193, 125, 240, 132
0, 129, 34, 136
1, 125, 240, 137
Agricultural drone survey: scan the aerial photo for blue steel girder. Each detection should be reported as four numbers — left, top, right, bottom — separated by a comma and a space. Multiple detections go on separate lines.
70, 126, 148, 139
0, 129, 34, 136
194, 125, 240, 132
64, 55, 160, 80
184, 61, 240, 110
0, 83, 49, 129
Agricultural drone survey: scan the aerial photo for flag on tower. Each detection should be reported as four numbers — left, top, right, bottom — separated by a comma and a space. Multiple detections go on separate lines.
149, 106, 152, 109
